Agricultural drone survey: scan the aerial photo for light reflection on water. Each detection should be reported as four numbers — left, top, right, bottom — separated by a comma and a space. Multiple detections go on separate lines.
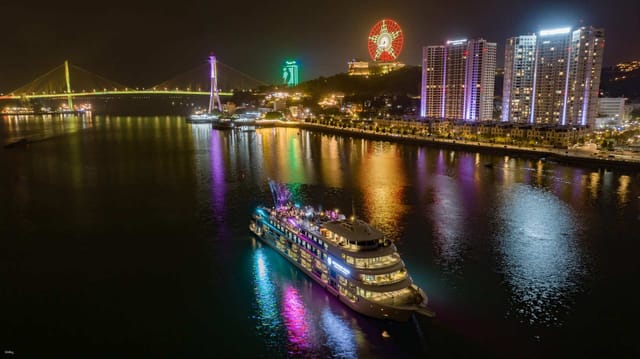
496, 184, 585, 327
252, 248, 281, 344
5, 118, 637, 355
282, 285, 313, 355
250, 245, 363, 357
430, 175, 465, 275
359, 141, 407, 240
320, 308, 358, 359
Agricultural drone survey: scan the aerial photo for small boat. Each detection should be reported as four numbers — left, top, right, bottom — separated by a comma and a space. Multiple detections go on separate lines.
186, 110, 221, 123
211, 116, 235, 130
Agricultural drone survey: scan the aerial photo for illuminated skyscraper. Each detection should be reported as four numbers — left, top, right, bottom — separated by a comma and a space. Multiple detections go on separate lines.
282, 60, 299, 87
503, 26, 605, 127
566, 27, 605, 126
420, 38, 496, 121
530, 28, 573, 125
421, 45, 446, 118
502, 35, 537, 123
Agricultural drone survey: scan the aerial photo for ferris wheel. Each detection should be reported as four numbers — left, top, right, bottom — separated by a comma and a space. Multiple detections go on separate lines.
367, 19, 404, 62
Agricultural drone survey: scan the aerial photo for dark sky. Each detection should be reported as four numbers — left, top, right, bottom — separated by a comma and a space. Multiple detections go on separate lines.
1, 0, 639, 92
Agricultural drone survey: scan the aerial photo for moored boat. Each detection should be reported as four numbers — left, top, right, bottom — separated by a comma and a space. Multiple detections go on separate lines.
186, 110, 222, 124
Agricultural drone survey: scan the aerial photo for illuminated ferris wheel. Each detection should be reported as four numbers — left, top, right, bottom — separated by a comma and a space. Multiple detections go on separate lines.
367, 19, 404, 62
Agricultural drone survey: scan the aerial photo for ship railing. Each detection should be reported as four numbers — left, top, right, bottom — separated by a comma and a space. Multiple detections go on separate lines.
339, 242, 379, 252
349, 255, 402, 269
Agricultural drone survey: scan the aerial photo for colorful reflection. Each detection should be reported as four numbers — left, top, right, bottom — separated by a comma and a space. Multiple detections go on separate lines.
252, 250, 281, 338
282, 285, 312, 354
430, 175, 465, 275
496, 184, 584, 327
359, 141, 407, 239
319, 135, 344, 188
258, 128, 308, 184
320, 308, 357, 359
210, 131, 226, 222
617, 175, 631, 206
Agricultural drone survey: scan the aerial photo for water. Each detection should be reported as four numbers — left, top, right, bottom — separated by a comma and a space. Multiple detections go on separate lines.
1, 115, 639, 357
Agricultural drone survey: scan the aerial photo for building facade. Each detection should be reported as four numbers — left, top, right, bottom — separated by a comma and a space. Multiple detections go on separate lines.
420, 38, 497, 121
598, 97, 626, 118
502, 35, 537, 123
347, 60, 405, 76
595, 97, 626, 129
502, 26, 605, 127
565, 27, 605, 127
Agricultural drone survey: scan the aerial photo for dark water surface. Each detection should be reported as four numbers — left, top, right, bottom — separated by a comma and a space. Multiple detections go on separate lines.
1, 115, 639, 358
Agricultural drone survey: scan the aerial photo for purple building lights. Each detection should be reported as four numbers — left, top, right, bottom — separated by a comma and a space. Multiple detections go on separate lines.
420, 38, 496, 121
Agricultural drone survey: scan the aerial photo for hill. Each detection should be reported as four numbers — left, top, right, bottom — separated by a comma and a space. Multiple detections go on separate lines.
600, 62, 640, 101
296, 66, 421, 97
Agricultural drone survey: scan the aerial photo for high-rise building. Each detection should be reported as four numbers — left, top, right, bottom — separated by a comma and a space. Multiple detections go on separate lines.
502, 26, 605, 127
566, 27, 605, 126
531, 28, 573, 125
502, 35, 537, 123
421, 46, 446, 118
420, 38, 496, 121
282, 60, 299, 87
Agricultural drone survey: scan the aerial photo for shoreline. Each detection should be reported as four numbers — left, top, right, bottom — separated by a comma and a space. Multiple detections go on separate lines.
276, 122, 640, 172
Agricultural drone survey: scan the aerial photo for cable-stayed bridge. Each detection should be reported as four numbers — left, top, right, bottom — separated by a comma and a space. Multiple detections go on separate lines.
0, 59, 268, 103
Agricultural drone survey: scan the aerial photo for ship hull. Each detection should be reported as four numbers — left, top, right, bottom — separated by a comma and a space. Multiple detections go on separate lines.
250, 223, 420, 321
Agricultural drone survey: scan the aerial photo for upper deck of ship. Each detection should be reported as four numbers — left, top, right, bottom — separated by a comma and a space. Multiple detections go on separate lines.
261, 203, 396, 256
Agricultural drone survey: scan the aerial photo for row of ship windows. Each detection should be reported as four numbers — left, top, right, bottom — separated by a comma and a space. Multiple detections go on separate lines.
360, 269, 408, 285
300, 229, 330, 251
272, 222, 328, 253
353, 286, 413, 302
341, 253, 400, 268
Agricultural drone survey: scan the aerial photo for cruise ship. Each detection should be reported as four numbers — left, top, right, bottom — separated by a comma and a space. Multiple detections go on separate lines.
249, 181, 434, 321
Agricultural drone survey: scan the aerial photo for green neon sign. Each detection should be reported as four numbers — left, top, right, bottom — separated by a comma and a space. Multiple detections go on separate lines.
282, 60, 299, 87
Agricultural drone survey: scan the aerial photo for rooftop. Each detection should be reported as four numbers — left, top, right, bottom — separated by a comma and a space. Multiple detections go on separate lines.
322, 218, 384, 243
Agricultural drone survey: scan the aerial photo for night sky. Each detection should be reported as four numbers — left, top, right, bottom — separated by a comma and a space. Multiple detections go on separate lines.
1, 0, 639, 92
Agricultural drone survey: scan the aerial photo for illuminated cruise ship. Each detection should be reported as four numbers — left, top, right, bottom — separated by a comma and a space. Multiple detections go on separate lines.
249, 181, 434, 321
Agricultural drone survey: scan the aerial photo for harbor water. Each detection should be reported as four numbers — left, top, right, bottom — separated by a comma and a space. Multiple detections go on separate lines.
1, 115, 639, 357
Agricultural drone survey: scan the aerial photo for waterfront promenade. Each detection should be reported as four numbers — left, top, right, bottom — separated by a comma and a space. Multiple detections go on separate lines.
285, 121, 640, 171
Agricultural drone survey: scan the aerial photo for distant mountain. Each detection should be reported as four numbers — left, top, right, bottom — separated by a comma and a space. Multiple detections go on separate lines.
294, 63, 640, 103
600, 62, 640, 101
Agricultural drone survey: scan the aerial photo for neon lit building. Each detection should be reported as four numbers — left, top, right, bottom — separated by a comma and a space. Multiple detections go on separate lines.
502, 35, 537, 123
531, 27, 573, 125
503, 26, 605, 127
282, 60, 299, 87
565, 27, 605, 127
420, 38, 496, 121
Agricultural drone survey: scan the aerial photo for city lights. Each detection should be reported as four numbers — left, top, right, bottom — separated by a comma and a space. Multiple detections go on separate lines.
539, 27, 571, 36
445, 39, 467, 45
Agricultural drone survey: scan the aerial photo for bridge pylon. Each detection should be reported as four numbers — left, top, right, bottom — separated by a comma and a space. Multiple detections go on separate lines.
208, 54, 222, 113
64, 60, 73, 110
